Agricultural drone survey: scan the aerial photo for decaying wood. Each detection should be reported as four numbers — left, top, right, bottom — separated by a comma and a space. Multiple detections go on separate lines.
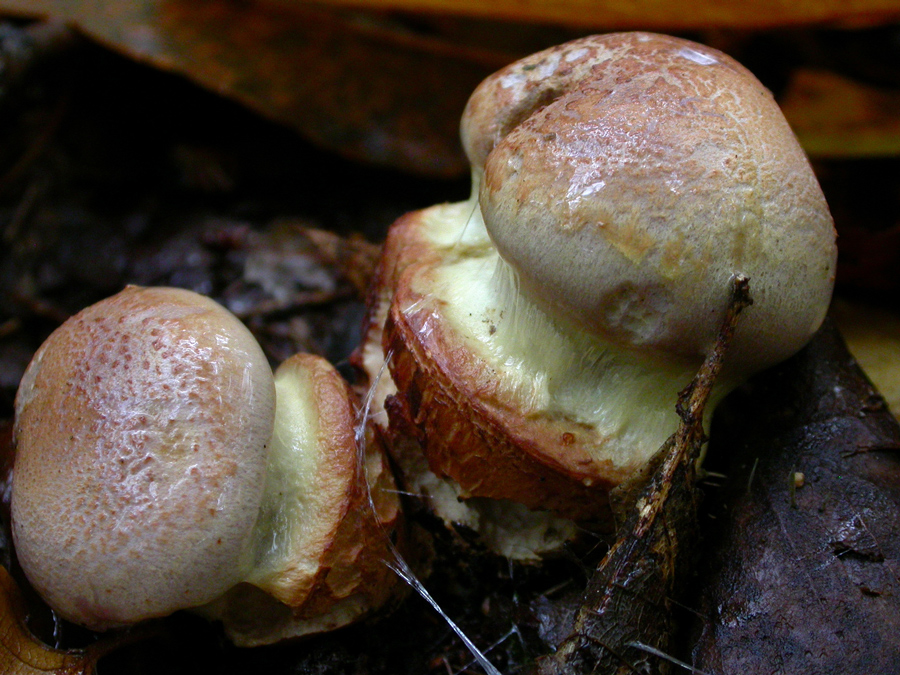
537, 276, 752, 675
692, 320, 900, 673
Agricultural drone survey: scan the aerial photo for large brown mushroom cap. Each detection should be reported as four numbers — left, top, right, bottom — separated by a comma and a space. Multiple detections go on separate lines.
358, 33, 838, 552
466, 32, 836, 373
12, 286, 275, 629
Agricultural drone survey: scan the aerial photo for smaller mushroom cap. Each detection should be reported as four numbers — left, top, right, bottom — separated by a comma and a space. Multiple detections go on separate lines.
12, 286, 275, 629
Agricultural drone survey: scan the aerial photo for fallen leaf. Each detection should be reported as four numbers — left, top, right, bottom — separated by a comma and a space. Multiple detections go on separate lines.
832, 300, 900, 420
0, 567, 97, 675
782, 69, 900, 158
0, 0, 498, 176
6, 2, 900, 175
692, 321, 900, 673
289, 224, 381, 298
271, 0, 900, 30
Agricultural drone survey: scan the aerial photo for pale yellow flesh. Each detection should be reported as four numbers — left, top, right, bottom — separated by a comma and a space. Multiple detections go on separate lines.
246, 359, 327, 592
399, 196, 708, 474
199, 358, 363, 643
375, 194, 727, 559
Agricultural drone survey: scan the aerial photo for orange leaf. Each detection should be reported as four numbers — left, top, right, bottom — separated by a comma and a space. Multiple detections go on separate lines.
272, 0, 900, 30
781, 69, 900, 158
0, 567, 98, 675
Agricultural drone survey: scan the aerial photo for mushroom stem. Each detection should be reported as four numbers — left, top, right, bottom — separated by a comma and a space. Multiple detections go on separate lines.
384, 192, 730, 521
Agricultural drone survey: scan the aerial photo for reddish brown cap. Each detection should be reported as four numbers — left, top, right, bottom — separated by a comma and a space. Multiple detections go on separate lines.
464, 32, 837, 375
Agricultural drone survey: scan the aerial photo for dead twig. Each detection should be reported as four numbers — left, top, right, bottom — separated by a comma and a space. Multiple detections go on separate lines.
537, 275, 752, 675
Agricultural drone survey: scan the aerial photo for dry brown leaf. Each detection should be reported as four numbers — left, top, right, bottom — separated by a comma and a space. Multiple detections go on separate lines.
0, 567, 97, 675
289, 225, 381, 298
6, 2, 900, 174
692, 322, 900, 672
781, 69, 900, 158
0, 0, 497, 176
280, 0, 900, 29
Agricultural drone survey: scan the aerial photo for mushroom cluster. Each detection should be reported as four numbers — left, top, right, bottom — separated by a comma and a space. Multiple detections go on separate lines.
10, 31, 839, 640
357, 32, 837, 558
12, 286, 401, 646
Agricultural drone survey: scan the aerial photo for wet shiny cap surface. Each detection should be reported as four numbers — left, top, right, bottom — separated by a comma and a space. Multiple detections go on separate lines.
462, 32, 837, 374
11, 286, 275, 629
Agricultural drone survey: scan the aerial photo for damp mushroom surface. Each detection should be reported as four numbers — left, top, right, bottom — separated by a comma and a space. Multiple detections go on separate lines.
357, 32, 838, 558
11, 285, 401, 646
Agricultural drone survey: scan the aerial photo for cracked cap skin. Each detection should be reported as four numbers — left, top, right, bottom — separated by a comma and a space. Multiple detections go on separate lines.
12, 286, 275, 629
465, 31, 837, 376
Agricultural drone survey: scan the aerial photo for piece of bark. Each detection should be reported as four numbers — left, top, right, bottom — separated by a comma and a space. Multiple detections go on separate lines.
692, 320, 900, 673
